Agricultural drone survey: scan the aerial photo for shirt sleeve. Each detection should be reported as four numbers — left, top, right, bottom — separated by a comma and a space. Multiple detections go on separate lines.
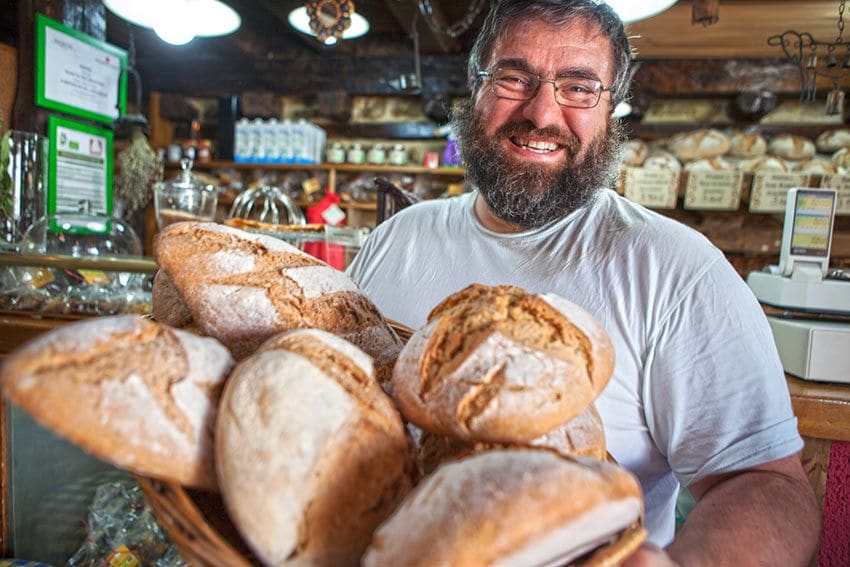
642, 257, 803, 487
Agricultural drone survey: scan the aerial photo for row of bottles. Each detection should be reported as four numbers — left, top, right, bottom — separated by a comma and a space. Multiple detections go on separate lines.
234, 118, 327, 165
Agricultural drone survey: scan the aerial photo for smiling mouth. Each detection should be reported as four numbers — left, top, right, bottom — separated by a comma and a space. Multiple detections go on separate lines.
510, 137, 562, 154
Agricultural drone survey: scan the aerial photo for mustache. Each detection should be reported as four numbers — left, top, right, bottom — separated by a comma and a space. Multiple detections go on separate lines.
494, 120, 580, 153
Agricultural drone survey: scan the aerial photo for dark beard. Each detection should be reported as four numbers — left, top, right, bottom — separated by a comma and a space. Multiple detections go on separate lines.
451, 98, 625, 229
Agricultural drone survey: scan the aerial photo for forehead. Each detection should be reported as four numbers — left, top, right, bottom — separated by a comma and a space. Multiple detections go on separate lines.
486, 17, 615, 84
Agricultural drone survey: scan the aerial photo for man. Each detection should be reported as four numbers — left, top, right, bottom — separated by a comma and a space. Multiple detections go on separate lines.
347, 0, 820, 564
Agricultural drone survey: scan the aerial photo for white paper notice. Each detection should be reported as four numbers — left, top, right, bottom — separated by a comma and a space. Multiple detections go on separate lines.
749, 173, 812, 213
624, 167, 679, 209
54, 126, 109, 214
684, 171, 743, 210
44, 26, 122, 119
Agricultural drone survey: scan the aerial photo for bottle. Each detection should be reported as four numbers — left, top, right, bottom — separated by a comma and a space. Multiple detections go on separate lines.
347, 143, 365, 165
367, 143, 387, 165
388, 144, 408, 166
234, 118, 251, 163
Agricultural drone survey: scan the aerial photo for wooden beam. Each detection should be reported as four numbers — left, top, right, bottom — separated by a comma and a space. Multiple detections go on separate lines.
383, 0, 460, 54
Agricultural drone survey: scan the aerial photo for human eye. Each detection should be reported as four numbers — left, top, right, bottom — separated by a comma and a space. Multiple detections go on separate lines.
558, 79, 599, 94
494, 70, 534, 91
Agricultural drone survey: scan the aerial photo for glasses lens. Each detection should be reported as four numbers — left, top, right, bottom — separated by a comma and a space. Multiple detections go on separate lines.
491, 69, 538, 100
554, 78, 602, 108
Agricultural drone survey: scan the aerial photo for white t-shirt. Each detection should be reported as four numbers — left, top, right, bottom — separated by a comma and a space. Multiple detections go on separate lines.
347, 189, 802, 546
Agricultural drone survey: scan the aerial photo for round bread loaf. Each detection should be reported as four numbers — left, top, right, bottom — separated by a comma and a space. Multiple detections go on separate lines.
739, 155, 791, 173
391, 284, 614, 444
621, 139, 649, 166
796, 158, 837, 175
832, 147, 850, 173
684, 156, 734, 172
363, 449, 644, 567
415, 403, 607, 476
152, 270, 193, 328
216, 329, 415, 566
153, 222, 402, 382
642, 150, 681, 172
728, 131, 768, 158
816, 128, 850, 153
769, 134, 816, 160
667, 129, 731, 161
0, 315, 233, 490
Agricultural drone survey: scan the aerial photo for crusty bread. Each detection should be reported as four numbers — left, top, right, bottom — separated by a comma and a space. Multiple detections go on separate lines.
152, 270, 193, 328
216, 329, 415, 566
769, 134, 816, 160
667, 129, 731, 161
390, 284, 614, 444
832, 147, 850, 173
816, 128, 850, 153
796, 158, 837, 175
0, 315, 233, 490
684, 157, 734, 172
642, 150, 682, 172
728, 131, 768, 158
363, 449, 643, 567
739, 155, 791, 173
415, 403, 607, 476
153, 222, 402, 382
621, 139, 649, 166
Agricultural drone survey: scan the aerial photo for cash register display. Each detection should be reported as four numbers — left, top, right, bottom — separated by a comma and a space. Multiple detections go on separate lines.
779, 188, 837, 276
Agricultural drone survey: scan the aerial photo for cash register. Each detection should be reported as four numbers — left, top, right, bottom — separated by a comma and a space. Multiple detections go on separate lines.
747, 188, 850, 384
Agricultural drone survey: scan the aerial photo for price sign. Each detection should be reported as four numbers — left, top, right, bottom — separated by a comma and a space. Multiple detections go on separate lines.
684, 171, 743, 210
623, 167, 679, 209
820, 174, 850, 215
749, 173, 812, 213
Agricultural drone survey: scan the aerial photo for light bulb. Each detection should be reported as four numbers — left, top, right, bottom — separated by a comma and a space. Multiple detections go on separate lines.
154, 21, 195, 45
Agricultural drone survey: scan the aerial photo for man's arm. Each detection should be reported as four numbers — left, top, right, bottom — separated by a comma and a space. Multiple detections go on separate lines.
625, 453, 820, 567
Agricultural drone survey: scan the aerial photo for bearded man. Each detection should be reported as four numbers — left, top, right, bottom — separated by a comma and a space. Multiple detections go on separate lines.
346, 1, 819, 564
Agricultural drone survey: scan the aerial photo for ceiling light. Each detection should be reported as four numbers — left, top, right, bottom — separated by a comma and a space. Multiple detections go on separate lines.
104, 0, 241, 45
603, 0, 678, 24
288, 6, 370, 44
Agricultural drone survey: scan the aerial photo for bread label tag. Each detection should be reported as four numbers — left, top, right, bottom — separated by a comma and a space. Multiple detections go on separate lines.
684, 171, 743, 210
106, 545, 140, 567
78, 269, 110, 285
22, 267, 55, 289
624, 167, 679, 209
321, 203, 346, 225
749, 173, 813, 213
820, 174, 850, 215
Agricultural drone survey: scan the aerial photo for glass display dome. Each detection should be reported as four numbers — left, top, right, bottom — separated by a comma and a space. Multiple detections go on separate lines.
154, 158, 218, 229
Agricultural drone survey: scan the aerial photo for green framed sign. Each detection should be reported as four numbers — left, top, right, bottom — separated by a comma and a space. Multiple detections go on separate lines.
35, 13, 128, 124
47, 115, 113, 227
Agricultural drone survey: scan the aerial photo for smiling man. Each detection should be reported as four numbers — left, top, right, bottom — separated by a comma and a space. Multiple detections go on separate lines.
347, 1, 820, 565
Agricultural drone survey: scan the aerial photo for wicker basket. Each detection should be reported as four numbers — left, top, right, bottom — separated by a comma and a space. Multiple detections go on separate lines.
135, 320, 648, 565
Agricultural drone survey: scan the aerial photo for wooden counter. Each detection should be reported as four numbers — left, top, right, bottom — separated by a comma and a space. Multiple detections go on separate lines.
787, 375, 850, 443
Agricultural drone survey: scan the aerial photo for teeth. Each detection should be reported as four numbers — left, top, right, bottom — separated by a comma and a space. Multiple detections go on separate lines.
513, 138, 559, 152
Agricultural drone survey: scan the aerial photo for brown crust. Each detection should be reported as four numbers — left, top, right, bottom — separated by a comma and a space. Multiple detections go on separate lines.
152, 270, 194, 328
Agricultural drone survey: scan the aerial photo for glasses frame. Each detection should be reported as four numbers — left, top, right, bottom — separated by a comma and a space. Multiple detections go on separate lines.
476, 68, 614, 110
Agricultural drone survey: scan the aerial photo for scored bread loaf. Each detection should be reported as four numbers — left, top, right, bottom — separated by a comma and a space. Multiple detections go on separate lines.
391, 284, 614, 444
363, 449, 644, 567
728, 131, 768, 158
796, 158, 837, 175
621, 139, 649, 166
739, 155, 791, 173
216, 329, 415, 566
684, 157, 734, 172
816, 128, 850, 153
153, 221, 402, 381
769, 134, 816, 160
667, 129, 731, 161
0, 315, 233, 490
832, 147, 850, 173
415, 403, 607, 476
642, 150, 682, 172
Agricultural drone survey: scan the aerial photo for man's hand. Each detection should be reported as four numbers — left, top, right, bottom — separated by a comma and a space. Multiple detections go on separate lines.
621, 543, 681, 567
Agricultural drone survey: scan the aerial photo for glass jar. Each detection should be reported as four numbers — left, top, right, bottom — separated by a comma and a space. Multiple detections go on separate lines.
388, 144, 408, 166
347, 143, 366, 165
1, 131, 48, 252
153, 159, 218, 229
367, 143, 387, 165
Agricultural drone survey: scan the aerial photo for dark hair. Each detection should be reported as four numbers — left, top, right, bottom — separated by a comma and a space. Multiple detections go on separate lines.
467, 0, 634, 107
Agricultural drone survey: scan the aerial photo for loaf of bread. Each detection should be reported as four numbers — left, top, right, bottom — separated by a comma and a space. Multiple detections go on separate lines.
642, 150, 682, 172
816, 128, 850, 153
796, 158, 837, 175
363, 449, 644, 567
621, 139, 649, 166
667, 129, 731, 161
391, 284, 614, 444
153, 222, 402, 382
684, 157, 735, 172
216, 329, 415, 566
769, 134, 816, 160
832, 147, 850, 173
739, 155, 791, 173
415, 403, 607, 476
728, 131, 768, 158
0, 315, 233, 490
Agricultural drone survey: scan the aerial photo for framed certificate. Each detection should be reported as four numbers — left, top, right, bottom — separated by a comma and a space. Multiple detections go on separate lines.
35, 14, 128, 124
47, 115, 113, 216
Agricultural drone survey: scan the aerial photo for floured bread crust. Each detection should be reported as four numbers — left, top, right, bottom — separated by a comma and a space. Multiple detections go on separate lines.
153, 222, 402, 381
0, 315, 233, 490
391, 284, 614, 443
363, 449, 643, 567
216, 329, 415, 566
416, 403, 607, 476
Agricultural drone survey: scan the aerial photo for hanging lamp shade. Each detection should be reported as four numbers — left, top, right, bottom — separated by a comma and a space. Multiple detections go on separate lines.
288, 1, 370, 46
104, 0, 241, 45
603, 0, 678, 23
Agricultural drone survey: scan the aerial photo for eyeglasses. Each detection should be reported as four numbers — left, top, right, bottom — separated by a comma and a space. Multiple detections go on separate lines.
476, 68, 613, 109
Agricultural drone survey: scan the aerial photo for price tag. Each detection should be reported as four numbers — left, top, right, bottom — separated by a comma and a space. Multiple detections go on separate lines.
302, 177, 321, 195
321, 203, 346, 226
684, 171, 743, 210
749, 173, 812, 213
820, 174, 850, 215
78, 269, 109, 285
623, 167, 679, 209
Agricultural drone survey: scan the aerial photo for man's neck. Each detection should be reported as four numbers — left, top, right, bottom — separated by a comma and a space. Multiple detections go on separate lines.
472, 193, 528, 234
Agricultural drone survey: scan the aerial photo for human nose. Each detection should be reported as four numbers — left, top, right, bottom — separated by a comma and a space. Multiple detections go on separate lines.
520, 78, 566, 129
